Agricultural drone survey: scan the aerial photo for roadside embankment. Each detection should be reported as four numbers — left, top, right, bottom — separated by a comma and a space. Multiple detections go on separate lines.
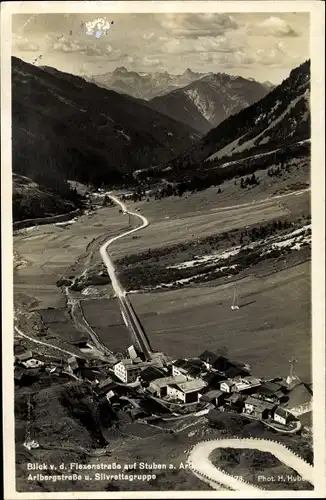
13, 209, 83, 230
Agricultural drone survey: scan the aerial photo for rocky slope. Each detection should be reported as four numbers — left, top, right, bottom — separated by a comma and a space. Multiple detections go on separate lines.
162, 60, 310, 179
148, 73, 271, 133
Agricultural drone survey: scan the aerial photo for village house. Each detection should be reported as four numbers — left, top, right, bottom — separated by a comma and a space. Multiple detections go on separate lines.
171, 359, 202, 379
202, 371, 227, 388
114, 359, 142, 383
255, 381, 288, 404
166, 379, 207, 404
114, 357, 163, 384
199, 389, 226, 407
198, 351, 220, 371
243, 396, 276, 420
139, 366, 166, 386
15, 350, 33, 365
198, 352, 251, 377
273, 407, 292, 426
223, 393, 246, 413
220, 379, 235, 393
148, 374, 187, 398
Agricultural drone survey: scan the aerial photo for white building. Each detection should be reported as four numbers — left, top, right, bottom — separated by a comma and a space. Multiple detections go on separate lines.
114, 358, 163, 384
21, 359, 45, 369
166, 379, 207, 403
220, 380, 235, 393
273, 407, 291, 425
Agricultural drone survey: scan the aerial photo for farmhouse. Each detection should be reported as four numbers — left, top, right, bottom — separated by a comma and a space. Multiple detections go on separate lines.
198, 351, 220, 370
139, 366, 166, 385
202, 371, 227, 388
254, 380, 289, 404
172, 359, 202, 379
114, 357, 163, 384
15, 350, 33, 364
199, 389, 226, 407
148, 375, 187, 398
223, 393, 246, 412
232, 376, 261, 393
273, 407, 292, 425
220, 380, 235, 393
243, 396, 276, 420
166, 379, 207, 403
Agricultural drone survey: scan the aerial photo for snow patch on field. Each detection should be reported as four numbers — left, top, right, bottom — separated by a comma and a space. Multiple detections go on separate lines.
54, 217, 78, 226
168, 225, 311, 271
266, 225, 311, 252
168, 247, 241, 270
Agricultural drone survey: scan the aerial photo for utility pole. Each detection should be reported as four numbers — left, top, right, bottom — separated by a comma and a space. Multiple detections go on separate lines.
289, 356, 298, 379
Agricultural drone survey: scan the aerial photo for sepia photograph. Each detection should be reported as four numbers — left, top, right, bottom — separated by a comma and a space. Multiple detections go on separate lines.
1, 1, 325, 497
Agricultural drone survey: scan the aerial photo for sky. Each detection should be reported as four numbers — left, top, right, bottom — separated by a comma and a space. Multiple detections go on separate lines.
12, 12, 310, 84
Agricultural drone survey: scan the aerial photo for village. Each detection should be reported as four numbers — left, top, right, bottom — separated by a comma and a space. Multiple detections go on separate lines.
15, 335, 311, 451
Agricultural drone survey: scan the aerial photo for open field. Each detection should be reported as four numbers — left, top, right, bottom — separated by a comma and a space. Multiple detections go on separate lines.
14, 206, 127, 310
111, 183, 309, 261
81, 298, 132, 353
115, 156, 309, 223
130, 261, 311, 382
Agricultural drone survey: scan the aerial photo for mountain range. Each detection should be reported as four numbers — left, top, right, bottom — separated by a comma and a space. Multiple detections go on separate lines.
162, 60, 310, 179
12, 56, 199, 193
12, 56, 309, 220
84, 67, 206, 100
147, 73, 271, 133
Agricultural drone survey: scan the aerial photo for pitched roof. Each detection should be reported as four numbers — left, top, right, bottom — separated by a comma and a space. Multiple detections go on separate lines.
259, 381, 283, 393
149, 374, 187, 389
213, 356, 233, 372
221, 379, 234, 387
173, 359, 202, 377
202, 372, 222, 384
243, 376, 261, 386
140, 366, 166, 382
169, 379, 206, 394
274, 407, 289, 418
225, 366, 246, 378
245, 396, 276, 410
201, 390, 225, 401
225, 393, 245, 404
15, 350, 33, 361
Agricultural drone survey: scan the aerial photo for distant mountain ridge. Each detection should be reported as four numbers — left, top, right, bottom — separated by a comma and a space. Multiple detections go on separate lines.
147, 72, 271, 133
85, 67, 273, 104
85, 67, 205, 100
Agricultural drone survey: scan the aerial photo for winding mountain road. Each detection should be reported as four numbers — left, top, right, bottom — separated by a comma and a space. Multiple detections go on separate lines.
187, 438, 314, 491
99, 194, 152, 359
